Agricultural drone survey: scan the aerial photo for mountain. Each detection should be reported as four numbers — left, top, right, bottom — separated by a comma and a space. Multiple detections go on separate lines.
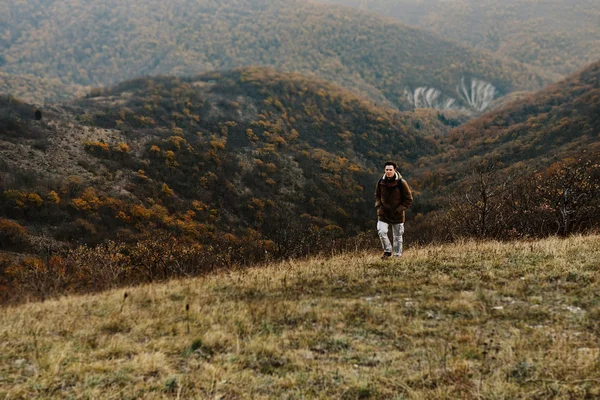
0, 67, 439, 255
405, 60, 600, 242
0, 0, 550, 110
3, 60, 598, 255
416, 60, 600, 183
319, 0, 600, 77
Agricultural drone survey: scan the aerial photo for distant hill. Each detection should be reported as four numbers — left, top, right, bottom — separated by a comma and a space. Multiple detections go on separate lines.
0, 67, 439, 252
0, 72, 87, 104
0, 0, 550, 109
414, 60, 600, 188
319, 0, 600, 77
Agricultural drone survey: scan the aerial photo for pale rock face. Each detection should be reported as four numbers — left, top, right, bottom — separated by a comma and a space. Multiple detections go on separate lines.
404, 86, 455, 110
404, 86, 456, 110
457, 77, 497, 112
404, 77, 497, 113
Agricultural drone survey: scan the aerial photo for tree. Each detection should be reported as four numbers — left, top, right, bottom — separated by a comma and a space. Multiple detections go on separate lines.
449, 159, 513, 238
535, 159, 600, 236
0, 218, 28, 250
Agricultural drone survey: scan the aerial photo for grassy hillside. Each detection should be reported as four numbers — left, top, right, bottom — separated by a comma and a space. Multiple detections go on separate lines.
320, 0, 600, 77
2, 235, 600, 398
0, 0, 550, 108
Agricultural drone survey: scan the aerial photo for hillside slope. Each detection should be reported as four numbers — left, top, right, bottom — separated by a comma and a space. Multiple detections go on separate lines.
414, 60, 600, 185
0, 67, 439, 252
2, 235, 600, 398
0, 0, 550, 109
320, 0, 600, 76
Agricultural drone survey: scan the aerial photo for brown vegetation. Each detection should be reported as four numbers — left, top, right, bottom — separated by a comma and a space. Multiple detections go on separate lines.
411, 158, 600, 243
0, 0, 548, 105
322, 0, 600, 76
412, 61, 600, 196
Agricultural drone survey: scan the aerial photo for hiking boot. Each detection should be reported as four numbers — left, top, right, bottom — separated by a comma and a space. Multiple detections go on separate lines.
381, 251, 392, 259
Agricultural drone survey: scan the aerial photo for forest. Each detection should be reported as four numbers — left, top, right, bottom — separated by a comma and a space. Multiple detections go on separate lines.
0, 0, 549, 107
320, 0, 600, 76
0, 67, 439, 301
415, 60, 600, 187
1, 60, 600, 302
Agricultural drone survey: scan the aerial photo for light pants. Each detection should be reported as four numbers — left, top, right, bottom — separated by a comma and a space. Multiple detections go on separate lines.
377, 221, 404, 256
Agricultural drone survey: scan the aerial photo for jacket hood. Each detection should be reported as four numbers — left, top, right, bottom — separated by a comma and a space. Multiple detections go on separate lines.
382, 171, 402, 181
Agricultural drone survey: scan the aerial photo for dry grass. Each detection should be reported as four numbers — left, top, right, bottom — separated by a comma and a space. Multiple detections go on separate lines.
2, 235, 600, 399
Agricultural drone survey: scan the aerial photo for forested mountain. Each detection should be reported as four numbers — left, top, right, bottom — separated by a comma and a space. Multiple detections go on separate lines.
2, 63, 600, 301
414, 60, 600, 189
320, 0, 600, 77
2, 60, 598, 254
0, 67, 439, 256
384, 60, 599, 244
0, 0, 550, 109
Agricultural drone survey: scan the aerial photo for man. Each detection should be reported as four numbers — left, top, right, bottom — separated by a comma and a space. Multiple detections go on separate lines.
375, 161, 413, 258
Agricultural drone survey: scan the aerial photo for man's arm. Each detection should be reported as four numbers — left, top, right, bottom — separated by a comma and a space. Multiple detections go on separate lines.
375, 179, 382, 208
396, 179, 413, 211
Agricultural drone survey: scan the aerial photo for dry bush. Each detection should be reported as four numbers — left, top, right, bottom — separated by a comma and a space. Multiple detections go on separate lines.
2, 224, 381, 303
432, 157, 600, 243
4, 255, 71, 301
409, 210, 456, 244
0, 218, 28, 250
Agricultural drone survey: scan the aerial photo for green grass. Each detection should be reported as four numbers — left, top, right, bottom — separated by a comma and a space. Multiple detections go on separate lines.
2, 235, 600, 398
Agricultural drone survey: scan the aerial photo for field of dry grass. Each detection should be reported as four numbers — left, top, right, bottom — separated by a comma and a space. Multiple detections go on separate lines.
2, 235, 600, 399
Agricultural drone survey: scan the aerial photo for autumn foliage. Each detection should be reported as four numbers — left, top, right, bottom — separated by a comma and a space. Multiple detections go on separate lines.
2, 62, 600, 303
323, 0, 599, 76
410, 157, 600, 243
0, 0, 547, 105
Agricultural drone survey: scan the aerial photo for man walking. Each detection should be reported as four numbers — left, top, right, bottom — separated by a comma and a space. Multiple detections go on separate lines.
375, 162, 413, 258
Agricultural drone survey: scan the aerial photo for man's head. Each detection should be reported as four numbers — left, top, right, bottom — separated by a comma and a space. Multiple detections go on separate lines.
384, 161, 397, 178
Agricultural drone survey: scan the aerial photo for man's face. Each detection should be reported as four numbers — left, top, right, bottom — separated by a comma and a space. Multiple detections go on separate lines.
385, 165, 395, 178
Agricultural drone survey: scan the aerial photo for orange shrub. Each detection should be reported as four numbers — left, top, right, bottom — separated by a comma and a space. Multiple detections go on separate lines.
47, 190, 61, 204
84, 141, 110, 153
26, 193, 43, 208
0, 218, 28, 249
113, 142, 130, 153
3, 190, 26, 208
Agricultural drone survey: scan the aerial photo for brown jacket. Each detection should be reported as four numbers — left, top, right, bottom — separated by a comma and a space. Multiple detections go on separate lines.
375, 171, 413, 224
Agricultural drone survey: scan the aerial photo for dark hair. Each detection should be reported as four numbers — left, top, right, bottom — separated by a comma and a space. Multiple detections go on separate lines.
384, 161, 397, 170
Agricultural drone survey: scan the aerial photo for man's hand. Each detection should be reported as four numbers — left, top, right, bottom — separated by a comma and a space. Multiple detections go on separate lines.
395, 205, 406, 213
